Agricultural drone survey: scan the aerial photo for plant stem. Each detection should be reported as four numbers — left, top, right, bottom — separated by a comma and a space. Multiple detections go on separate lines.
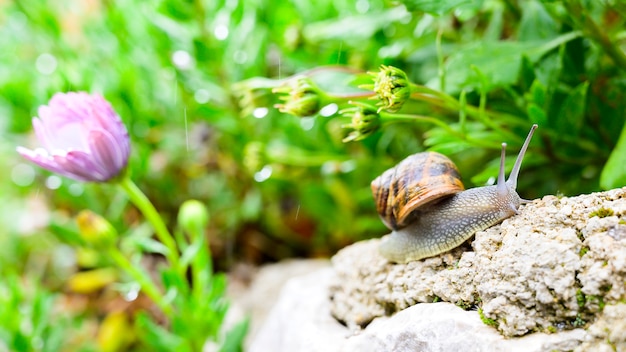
327, 91, 376, 100
409, 87, 525, 142
108, 248, 173, 316
436, 26, 446, 92
382, 113, 500, 149
189, 229, 211, 300
118, 177, 180, 268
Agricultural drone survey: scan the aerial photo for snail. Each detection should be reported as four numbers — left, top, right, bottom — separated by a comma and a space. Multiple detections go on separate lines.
372, 124, 537, 263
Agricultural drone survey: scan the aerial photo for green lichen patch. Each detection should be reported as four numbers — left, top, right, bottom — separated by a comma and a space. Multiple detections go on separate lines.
572, 313, 587, 328
589, 207, 615, 218
576, 289, 586, 309
579, 246, 589, 257
455, 300, 474, 310
478, 308, 498, 328
590, 295, 606, 311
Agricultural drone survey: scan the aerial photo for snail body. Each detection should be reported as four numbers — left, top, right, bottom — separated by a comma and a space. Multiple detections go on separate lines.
373, 125, 537, 263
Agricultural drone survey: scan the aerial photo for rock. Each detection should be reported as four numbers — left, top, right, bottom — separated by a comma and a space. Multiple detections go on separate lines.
245, 187, 626, 351
576, 303, 626, 352
248, 265, 586, 352
248, 268, 347, 352
343, 303, 586, 352
225, 259, 331, 349
329, 187, 626, 337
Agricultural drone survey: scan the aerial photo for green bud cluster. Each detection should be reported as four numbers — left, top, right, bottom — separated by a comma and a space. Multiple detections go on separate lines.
273, 77, 322, 117
231, 78, 276, 117
370, 65, 411, 113
243, 141, 266, 174
341, 102, 381, 142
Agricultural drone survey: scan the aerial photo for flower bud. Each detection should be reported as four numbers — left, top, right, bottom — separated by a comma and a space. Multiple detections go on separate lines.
243, 141, 266, 174
98, 311, 134, 352
178, 199, 210, 236
341, 102, 381, 142
67, 267, 117, 294
273, 77, 322, 117
370, 65, 411, 113
232, 78, 276, 117
76, 210, 118, 248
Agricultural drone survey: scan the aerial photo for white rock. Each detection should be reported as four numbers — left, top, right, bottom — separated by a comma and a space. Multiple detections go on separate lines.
249, 267, 586, 352
243, 187, 626, 351
248, 268, 347, 352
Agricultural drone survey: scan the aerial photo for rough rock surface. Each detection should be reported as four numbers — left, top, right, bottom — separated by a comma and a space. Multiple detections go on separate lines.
330, 187, 626, 337
248, 266, 586, 352
576, 303, 626, 352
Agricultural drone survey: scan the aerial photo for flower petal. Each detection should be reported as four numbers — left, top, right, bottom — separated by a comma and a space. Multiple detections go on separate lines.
54, 151, 110, 182
19, 92, 131, 183
16, 146, 92, 182
88, 129, 127, 180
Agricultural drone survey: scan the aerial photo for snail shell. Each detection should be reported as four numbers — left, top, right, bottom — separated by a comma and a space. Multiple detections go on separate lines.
373, 125, 538, 263
371, 152, 465, 230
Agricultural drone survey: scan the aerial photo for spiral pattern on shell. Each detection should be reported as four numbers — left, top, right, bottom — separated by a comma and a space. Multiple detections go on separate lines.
371, 152, 465, 230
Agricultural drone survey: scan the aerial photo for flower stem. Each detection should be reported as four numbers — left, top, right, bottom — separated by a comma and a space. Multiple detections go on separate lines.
409, 85, 526, 142
118, 177, 180, 268
107, 248, 173, 316
381, 113, 500, 149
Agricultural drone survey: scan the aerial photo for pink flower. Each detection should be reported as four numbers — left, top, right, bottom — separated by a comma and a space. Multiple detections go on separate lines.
17, 92, 130, 182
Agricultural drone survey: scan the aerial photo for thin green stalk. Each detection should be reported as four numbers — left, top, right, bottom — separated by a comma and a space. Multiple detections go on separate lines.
409, 92, 524, 142
326, 91, 376, 100
382, 113, 500, 149
267, 148, 350, 167
118, 177, 180, 268
108, 249, 173, 316
190, 232, 210, 300
436, 26, 446, 92
410, 83, 534, 129
459, 90, 468, 134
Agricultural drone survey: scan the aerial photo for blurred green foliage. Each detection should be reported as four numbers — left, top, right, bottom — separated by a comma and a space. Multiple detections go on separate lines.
1, 0, 626, 350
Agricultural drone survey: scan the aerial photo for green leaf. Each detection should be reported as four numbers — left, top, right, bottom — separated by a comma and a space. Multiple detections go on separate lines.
518, 0, 559, 41
179, 240, 202, 270
133, 237, 170, 256
526, 79, 548, 125
135, 312, 191, 352
528, 79, 547, 107
161, 267, 189, 295
304, 7, 410, 42
401, 0, 483, 15
519, 55, 536, 91
554, 81, 589, 136
526, 103, 548, 126
440, 32, 581, 93
600, 123, 626, 189
219, 318, 250, 352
